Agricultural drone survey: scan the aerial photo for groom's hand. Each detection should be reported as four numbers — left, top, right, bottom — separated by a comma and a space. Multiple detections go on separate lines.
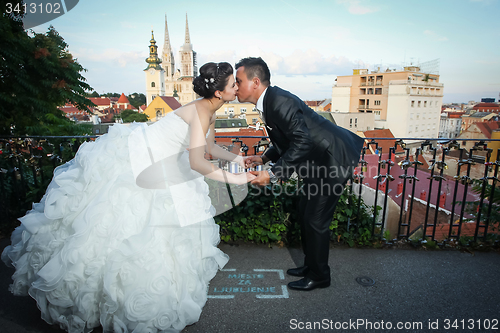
249, 171, 270, 186
244, 156, 263, 168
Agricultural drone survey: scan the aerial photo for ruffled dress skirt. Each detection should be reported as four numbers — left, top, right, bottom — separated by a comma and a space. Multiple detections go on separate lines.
1, 121, 228, 333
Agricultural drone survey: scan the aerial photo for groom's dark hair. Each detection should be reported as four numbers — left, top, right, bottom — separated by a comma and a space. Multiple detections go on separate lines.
235, 57, 271, 87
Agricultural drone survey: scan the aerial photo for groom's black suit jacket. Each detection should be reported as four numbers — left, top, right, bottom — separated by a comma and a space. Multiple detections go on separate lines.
263, 86, 364, 186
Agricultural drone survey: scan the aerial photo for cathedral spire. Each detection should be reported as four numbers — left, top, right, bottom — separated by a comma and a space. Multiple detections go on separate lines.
184, 13, 191, 45
163, 14, 172, 53
162, 14, 175, 77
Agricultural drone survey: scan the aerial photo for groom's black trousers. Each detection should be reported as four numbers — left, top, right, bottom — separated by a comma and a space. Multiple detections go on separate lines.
298, 177, 346, 281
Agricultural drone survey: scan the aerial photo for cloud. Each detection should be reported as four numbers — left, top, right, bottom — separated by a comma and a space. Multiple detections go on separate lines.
200, 47, 370, 76
336, 0, 379, 15
424, 30, 449, 41
74, 48, 144, 67
202, 48, 368, 76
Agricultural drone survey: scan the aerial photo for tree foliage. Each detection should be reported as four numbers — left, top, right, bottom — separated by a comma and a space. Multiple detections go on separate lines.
0, 0, 95, 135
120, 109, 148, 123
128, 92, 146, 109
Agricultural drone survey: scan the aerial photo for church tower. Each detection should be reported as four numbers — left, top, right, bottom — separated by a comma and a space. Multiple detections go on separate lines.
144, 30, 165, 106
179, 13, 197, 78
162, 15, 175, 79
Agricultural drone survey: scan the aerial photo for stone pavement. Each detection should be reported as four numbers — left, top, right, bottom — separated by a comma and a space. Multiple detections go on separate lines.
1, 239, 499, 333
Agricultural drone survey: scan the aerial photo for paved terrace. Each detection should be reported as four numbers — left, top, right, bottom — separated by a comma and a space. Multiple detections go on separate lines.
1, 239, 499, 333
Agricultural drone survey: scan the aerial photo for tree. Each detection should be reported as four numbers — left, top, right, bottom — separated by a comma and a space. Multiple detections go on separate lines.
120, 109, 148, 123
0, 0, 95, 136
100, 92, 120, 98
86, 91, 100, 97
128, 92, 146, 109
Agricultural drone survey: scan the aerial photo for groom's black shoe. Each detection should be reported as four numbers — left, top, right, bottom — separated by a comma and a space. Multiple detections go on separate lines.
288, 277, 330, 291
286, 266, 309, 277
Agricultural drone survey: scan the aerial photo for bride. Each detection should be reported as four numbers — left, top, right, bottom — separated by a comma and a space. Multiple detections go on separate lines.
1, 62, 256, 333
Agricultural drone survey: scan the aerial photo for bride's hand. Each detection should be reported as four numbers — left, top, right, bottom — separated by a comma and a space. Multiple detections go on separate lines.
235, 155, 246, 169
232, 172, 257, 185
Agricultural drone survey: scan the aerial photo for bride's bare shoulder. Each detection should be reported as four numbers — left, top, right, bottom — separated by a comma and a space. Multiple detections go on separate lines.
174, 100, 211, 125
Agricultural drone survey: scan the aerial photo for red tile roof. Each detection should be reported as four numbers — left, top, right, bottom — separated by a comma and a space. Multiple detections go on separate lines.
474, 121, 500, 139
213, 128, 268, 157
159, 96, 182, 110
59, 106, 80, 113
89, 97, 112, 106
473, 103, 499, 109
304, 100, 324, 107
445, 112, 464, 118
362, 129, 405, 155
99, 113, 115, 123
118, 93, 130, 104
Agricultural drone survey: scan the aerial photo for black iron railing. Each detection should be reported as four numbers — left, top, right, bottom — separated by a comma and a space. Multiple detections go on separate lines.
1, 135, 499, 245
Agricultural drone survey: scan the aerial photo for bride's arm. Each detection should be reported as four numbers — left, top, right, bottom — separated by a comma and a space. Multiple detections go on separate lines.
188, 112, 247, 184
205, 122, 243, 164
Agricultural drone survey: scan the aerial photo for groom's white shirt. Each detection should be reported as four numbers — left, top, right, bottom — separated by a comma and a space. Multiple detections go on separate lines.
256, 87, 268, 124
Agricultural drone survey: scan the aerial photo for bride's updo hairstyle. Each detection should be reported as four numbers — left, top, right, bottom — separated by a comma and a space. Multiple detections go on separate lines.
193, 62, 233, 99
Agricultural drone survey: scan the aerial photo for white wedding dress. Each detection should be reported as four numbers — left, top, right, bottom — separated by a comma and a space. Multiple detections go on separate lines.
1, 111, 229, 333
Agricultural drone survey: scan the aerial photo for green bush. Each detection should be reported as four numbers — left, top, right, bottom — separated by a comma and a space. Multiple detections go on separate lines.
211, 179, 375, 247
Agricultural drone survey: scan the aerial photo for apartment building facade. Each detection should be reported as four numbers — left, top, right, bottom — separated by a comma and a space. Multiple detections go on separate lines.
332, 66, 444, 138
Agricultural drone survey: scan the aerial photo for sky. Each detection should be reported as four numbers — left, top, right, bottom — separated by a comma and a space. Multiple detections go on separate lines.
29, 0, 500, 104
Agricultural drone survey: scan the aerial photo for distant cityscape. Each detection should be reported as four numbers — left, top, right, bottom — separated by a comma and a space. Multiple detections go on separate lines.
59, 15, 499, 150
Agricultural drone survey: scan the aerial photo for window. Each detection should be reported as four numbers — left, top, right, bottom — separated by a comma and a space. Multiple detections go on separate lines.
424, 101, 427, 107
355, 118, 358, 128
252, 118, 258, 124
410, 113, 413, 119
151, 82, 155, 87
418, 101, 421, 107
416, 126, 419, 131
416, 114, 420, 120
241, 108, 247, 113
229, 107, 234, 113
375, 111, 381, 115
374, 100, 381, 106
411, 101, 415, 107
350, 118, 353, 128
224, 107, 228, 115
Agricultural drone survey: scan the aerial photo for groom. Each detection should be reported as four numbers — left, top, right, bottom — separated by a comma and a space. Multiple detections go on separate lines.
236, 57, 364, 291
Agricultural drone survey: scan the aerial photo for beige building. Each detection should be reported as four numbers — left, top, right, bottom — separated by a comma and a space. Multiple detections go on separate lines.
143, 96, 182, 122
215, 101, 261, 127
332, 67, 444, 138
330, 112, 375, 133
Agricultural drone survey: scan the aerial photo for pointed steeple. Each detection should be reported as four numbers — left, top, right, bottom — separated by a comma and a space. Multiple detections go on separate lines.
184, 13, 191, 45
162, 14, 175, 77
163, 14, 172, 53
179, 13, 196, 78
